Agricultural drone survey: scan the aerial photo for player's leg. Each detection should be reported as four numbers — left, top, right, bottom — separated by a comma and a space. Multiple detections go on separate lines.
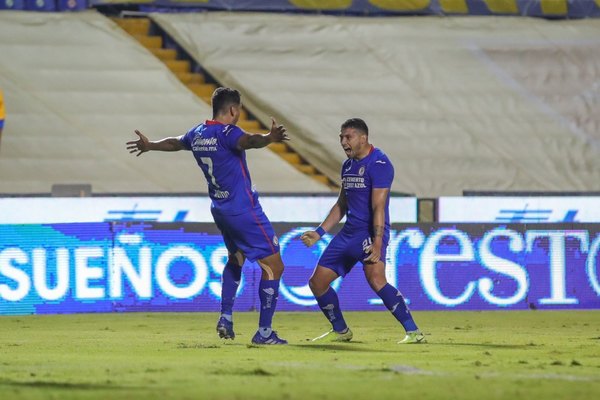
309, 265, 352, 342
251, 252, 287, 344
215, 205, 287, 344
363, 262, 425, 344
309, 231, 357, 342
212, 208, 244, 339
217, 250, 245, 339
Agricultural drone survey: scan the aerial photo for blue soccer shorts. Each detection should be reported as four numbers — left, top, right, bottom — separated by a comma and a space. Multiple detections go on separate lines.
211, 205, 279, 262
318, 227, 389, 277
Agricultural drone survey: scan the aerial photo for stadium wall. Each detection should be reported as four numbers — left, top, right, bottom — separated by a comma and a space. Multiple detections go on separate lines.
2, 0, 600, 17
90, 0, 600, 18
1, 221, 599, 315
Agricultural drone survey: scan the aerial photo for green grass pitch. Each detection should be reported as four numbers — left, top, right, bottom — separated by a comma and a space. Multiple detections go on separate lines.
1, 310, 599, 399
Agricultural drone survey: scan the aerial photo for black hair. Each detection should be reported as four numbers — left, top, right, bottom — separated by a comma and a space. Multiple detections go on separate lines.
211, 87, 241, 118
340, 118, 368, 136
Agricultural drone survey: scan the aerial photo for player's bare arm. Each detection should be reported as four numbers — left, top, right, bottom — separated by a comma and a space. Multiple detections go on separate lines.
301, 189, 347, 247
237, 117, 289, 150
126, 129, 185, 157
364, 187, 388, 264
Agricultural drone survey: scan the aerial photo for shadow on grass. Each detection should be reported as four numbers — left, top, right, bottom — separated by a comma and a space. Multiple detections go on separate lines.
0, 379, 138, 390
289, 343, 389, 352
431, 342, 537, 349
209, 367, 274, 376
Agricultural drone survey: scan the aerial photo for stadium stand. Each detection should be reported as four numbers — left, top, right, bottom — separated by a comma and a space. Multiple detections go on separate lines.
0, 11, 332, 194
152, 12, 600, 196
1, 3, 599, 196
112, 17, 336, 187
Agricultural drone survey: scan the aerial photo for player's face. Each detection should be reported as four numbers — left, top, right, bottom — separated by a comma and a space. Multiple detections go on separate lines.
340, 128, 367, 159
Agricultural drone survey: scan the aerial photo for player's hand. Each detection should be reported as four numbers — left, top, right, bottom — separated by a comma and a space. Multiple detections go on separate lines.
268, 117, 289, 143
363, 240, 382, 264
301, 231, 320, 247
127, 129, 150, 157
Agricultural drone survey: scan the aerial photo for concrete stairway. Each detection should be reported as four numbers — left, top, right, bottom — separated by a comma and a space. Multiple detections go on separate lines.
112, 17, 336, 189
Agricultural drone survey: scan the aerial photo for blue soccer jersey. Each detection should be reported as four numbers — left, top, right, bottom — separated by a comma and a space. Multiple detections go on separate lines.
341, 146, 394, 233
180, 120, 258, 215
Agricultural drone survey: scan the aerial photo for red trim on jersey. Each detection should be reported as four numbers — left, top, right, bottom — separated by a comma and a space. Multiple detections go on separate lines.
238, 159, 276, 254
205, 120, 223, 125
368, 145, 375, 155
238, 159, 255, 208
251, 208, 277, 255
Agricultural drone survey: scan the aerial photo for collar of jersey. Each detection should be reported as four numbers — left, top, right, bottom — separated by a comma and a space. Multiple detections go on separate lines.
205, 120, 223, 125
355, 145, 375, 163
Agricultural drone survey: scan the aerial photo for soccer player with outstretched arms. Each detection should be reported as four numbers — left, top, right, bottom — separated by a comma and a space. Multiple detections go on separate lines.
301, 118, 425, 344
127, 87, 289, 345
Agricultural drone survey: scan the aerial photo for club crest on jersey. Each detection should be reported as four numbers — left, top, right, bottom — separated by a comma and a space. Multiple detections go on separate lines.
358, 166, 365, 176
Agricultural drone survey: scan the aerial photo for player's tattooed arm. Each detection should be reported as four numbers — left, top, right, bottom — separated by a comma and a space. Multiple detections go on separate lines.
370, 188, 389, 239
373, 225, 385, 239
364, 188, 389, 263
149, 137, 186, 151
127, 130, 185, 156
238, 117, 289, 150
238, 133, 272, 149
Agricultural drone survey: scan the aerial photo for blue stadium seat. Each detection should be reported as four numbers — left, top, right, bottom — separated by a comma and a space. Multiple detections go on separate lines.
25, 0, 56, 11
0, 0, 26, 10
57, 0, 86, 11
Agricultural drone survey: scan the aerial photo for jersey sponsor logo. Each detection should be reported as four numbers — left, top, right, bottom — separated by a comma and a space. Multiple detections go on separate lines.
195, 137, 217, 146
343, 176, 367, 189
192, 136, 218, 152
213, 189, 230, 199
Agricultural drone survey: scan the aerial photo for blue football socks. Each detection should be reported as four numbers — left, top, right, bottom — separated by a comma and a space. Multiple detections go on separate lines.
377, 283, 418, 332
258, 279, 280, 337
316, 287, 348, 333
220, 262, 242, 318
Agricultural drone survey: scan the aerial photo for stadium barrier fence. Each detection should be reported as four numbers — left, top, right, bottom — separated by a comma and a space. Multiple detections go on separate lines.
1, 222, 599, 315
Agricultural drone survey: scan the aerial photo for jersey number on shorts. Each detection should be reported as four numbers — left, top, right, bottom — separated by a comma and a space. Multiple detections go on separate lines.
362, 237, 373, 253
200, 157, 220, 188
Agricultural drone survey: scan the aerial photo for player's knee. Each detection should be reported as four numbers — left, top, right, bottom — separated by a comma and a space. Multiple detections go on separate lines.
270, 262, 284, 279
257, 258, 284, 280
308, 277, 318, 294
366, 275, 387, 292
308, 277, 327, 297
228, 252, 245, 267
